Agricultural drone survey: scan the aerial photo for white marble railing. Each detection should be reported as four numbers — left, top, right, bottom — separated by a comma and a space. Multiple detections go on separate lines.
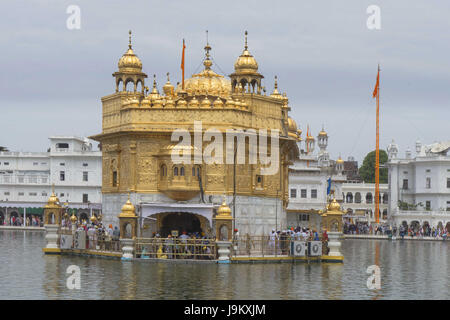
393, 209, 450, 217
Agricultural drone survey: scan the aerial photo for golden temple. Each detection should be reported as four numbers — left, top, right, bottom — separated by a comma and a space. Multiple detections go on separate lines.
90, 31, 301, 237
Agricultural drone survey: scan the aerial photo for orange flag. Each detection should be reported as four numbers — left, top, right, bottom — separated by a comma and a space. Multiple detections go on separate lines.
372, 66, 380, 98
181, 39, 186, 89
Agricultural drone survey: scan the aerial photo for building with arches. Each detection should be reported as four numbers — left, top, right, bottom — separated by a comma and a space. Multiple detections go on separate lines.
90, 31, 300, 237
0, 137, 102, 226
287, 127, 347, 229
387, 139, 450, 231
340, 181, 389, 224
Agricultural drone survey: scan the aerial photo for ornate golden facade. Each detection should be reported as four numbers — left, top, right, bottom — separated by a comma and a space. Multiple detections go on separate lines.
90, 31, 300, 211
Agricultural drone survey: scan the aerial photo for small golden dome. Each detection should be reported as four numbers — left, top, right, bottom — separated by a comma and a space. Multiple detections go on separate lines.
47, 192, 59, 205
165, 96, 175, 108
306, 134, 315, 141
234, 31, 259, 73
326, 198, 343, 215
70, 213, 77, 223
297, 129, 302, 136
119, 197, 137, 218
121, 199, 135, 213
163, 73, 174, 96
270, 76, 283, 98
90, 215, 97, 223
148, 75, 161, 100
318, 130, 327, 136
217, 199, 232, 217
336, 156, 344, 164
201, 96, 211, 108
188, 96, 199, 108
287, 117, 298, 132
118, 31, 142, 72
213, 97, 224, 107
176, 98, 187, 107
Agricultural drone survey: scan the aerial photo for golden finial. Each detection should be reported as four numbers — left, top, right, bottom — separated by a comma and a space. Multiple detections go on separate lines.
128, 30, 132, 49
244, 30, 248, 50
204, 30, 211, 59
152, 74, 157, 88
274, 75, 278, 89
166, 72, 170, 82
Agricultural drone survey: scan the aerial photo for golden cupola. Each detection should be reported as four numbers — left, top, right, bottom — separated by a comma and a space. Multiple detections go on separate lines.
118, 46, 143, 72
113, 30, 147, 93
45, 190, 60, 209
175, 42, 231, 98
119, 197, 137, 218
230, 31, 264, 94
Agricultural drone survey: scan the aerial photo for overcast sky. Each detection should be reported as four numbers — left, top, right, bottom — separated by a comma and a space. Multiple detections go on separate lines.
1, 0, 449, 163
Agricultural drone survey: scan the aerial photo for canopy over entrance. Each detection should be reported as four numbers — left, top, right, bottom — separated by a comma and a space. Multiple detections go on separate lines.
140, 203, 217, 237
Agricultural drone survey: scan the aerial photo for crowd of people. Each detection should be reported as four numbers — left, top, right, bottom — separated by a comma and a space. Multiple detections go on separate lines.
138, 231, 216, 259
1, 215, 42, 227
343, 221, 449, 240
60, 218, 121, 251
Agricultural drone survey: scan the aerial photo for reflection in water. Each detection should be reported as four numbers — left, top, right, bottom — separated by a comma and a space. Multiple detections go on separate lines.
0, 230, 449, 299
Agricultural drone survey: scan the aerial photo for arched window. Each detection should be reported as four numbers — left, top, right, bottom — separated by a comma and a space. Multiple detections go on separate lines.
355, 192, 361, 203
180, 166, 185, 176
173, 167, 178, 176
383, 193, 388, 204
346, 192, 353, 203
366, 193, 373, 204
160, 165, 167, 178
136, 80, 143, 93
125, 79, 134, 92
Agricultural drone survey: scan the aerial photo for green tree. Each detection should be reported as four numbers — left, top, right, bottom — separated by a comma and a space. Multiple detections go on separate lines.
359, 150, 388, 183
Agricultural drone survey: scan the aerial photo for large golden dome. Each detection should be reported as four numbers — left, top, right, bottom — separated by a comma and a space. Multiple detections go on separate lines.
176, 62, 231, 98
176, 43, 231, 98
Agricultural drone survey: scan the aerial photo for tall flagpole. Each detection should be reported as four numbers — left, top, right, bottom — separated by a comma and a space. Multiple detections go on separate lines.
181, 39, 186, 90
375, 65, 380, 225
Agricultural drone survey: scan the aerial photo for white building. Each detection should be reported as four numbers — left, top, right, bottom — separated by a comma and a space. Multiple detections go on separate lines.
341, 182, 389, 224
287, 127, 346, 230
387, 139, 450, 231
0, 137, 102, 225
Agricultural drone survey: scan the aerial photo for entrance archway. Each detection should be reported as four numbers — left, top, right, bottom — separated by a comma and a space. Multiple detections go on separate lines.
161, 212, 202, 237
446, 222, 450, 233
0, 210, 4, 225
410, 221, 420, 232
79, 212, 89, 222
